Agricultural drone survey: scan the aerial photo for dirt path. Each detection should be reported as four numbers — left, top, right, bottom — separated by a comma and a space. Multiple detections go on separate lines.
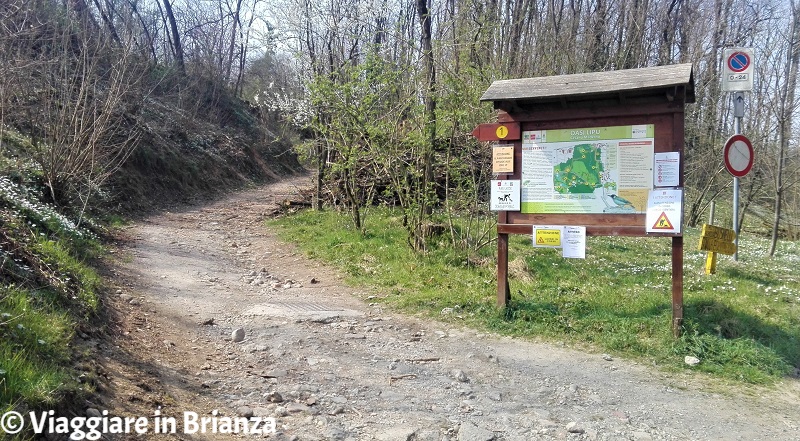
98, 176, 800, 441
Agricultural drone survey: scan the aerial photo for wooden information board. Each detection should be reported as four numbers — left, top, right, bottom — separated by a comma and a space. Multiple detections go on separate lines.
477, 64, 695, 336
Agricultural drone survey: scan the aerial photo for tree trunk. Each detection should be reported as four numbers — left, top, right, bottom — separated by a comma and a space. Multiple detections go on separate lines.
225, 0, 244, 84
769, 0, 800, 256
416, 0, 436, 249
90, 0, 122, 45
162, 0, 185, 75
126, 0, 158, 62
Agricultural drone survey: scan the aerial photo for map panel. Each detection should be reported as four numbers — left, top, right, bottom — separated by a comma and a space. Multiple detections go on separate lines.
521, 125, 654, 214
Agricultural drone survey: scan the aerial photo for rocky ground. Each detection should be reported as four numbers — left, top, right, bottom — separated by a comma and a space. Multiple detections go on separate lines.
93, 175, 800, 441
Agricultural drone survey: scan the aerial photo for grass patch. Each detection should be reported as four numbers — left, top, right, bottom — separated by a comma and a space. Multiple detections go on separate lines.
271, 207, 800, 384
1, 286, 75, 412
1, 177, 103, 416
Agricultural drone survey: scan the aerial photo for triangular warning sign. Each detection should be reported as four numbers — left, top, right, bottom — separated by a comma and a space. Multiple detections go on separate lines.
537, 236, 545, 244
652, 212, 674, 230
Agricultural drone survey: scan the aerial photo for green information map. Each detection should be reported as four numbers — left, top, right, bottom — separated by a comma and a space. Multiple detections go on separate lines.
553, 144, 604, 194
521, 125, 655, 214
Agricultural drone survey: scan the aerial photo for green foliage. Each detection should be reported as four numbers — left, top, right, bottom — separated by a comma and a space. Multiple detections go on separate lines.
307, 48, 430, 234
272, 208, 800, 384
1, 174, 102, 412
0, 286, 75, 409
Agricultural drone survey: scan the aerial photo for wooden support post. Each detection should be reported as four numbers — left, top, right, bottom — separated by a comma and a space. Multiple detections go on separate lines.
705, 251, 718, 275
671, 236, 684, 337
497, 233, 510, 307
705, 201, 717, 275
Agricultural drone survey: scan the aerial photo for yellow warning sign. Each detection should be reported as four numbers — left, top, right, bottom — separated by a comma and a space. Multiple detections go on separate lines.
652, 212, 674, 230
533, 228, 562, 247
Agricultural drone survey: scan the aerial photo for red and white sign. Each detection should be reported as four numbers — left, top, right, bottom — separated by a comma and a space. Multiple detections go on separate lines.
722, 48, 754, 92
646, 189, 683, 235
723, 134, 754, 178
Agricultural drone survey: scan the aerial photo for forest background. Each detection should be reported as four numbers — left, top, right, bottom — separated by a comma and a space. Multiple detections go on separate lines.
0, 0, 798, 250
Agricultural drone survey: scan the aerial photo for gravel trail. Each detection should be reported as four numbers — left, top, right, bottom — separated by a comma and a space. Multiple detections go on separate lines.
105, 176, 800, 441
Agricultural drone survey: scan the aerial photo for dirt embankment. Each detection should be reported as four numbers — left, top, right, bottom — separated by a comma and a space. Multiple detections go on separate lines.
91, 176, 799, 441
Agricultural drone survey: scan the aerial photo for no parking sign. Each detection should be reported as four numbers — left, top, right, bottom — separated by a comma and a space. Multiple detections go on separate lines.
722, 48, 754, 92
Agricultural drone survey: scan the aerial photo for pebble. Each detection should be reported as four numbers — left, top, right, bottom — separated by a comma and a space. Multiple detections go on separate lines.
266, 391, 284, 403
685, 356, 701, 366
86, 408, 102, 418
325, 428, 349, 440
236, 406, 254, 418
566, 421, 585, 434
457, 421, 495, 441
450, 369, 469, 383
286, 403, 311, 414
232, 328, 246, 342
377, 426, 417, 441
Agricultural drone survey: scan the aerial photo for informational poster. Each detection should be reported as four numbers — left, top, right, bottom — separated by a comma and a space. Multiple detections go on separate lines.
490, 180, 521, 211
645, 188, 683, 234
654, 152, 680, 187
492, 145, 515, 173
562, 226, 587, 259
521, 125, 654, 214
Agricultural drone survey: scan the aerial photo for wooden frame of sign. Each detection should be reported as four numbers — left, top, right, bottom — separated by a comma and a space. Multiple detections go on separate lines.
476, 64, 695, 337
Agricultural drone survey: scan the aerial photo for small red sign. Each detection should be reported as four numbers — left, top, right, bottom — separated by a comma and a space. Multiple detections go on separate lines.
471, 123, 521, 142
723, 134, 754, 178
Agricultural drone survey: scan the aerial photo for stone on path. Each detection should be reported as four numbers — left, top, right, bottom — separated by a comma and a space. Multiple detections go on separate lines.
457, 421, 495, 441
232, 328, 246, 342
450, 369, 469, 383
376, 425, 417, 441
566, 421, 585, 434
236, 406, 254, 418
266, 391, 283, 403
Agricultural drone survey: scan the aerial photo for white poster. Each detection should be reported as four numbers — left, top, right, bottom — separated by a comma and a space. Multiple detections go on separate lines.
645, 189, 683, 234
490, 180, 521, 211
562, 226, 587, 259
654, 152, 680, 188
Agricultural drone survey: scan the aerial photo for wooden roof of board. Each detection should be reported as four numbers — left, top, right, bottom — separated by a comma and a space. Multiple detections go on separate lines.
480, 64, 695, 104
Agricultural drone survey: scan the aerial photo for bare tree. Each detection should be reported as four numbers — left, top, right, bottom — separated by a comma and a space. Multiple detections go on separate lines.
769, 0, 800, 256
162, 0, 185, 74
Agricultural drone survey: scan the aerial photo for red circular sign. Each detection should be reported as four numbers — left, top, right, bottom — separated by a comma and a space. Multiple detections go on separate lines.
723, 134, 754, 177
727, 52, 750, 73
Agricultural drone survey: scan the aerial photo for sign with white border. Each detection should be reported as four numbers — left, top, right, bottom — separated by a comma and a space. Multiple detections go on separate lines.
654, 151, 680, 187
646, 189, 683, 234
723, 134, 754, 177
490, 180, 520, 211
562, 226, 586, 259
532, 225, 563, 248
722, 48, 754, 92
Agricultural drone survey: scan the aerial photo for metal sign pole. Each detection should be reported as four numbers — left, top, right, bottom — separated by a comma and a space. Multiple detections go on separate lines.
732, 92, 744, 261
